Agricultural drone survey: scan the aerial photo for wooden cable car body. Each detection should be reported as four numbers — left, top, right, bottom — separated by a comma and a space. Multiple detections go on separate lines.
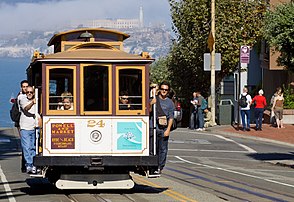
27, 28, 158, 189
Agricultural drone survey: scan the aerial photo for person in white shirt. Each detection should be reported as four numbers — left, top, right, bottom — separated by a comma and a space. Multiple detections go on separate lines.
19, 86, 40, 174
240, 87, 252, 131
16, 80, 29, 173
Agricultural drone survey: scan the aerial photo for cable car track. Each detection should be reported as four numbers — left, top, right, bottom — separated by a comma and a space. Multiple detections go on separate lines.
66, 193, 138, 202
164, 165, 294, 202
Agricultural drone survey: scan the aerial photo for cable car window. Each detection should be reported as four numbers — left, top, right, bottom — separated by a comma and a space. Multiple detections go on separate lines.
48, 68, 74, 110
83, 66, 109, 111
119, 69, 142, 110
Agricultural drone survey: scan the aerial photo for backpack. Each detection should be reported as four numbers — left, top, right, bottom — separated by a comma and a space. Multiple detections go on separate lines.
10, 99, 21, 123
201, 98, 208, 110
239, 94, 247, 108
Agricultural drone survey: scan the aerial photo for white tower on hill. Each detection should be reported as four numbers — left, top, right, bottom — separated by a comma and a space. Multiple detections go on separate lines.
139, 6, 144, 28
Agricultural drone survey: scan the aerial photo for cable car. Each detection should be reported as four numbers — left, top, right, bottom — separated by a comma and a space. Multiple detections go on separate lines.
27, 28, 158, 189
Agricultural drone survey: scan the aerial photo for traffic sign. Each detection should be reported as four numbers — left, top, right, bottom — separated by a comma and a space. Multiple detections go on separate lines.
204, 53, 221, 71
240, 45, 250, 64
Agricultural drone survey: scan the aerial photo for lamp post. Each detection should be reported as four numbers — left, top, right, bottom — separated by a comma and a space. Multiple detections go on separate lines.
210, 0, 216, 124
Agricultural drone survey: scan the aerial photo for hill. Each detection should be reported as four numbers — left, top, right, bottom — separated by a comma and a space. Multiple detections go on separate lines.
0, 27, 172, 59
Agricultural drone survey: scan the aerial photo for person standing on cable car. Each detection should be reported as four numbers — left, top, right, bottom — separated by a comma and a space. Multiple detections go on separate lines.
150, 81, 174, 174
19, 86, 40, 174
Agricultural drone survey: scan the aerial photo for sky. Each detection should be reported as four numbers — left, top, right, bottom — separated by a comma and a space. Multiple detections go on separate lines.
0, 0, 172, 36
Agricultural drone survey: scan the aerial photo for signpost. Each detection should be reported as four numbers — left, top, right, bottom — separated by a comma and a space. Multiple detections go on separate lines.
237, 45, 250, 129
240, 45, 250, 65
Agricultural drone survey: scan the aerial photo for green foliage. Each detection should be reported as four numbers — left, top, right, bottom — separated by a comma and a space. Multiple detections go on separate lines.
263, 2, 294, 71
167, 0, 266, 99
283, 84, 294, 109
150, 57, 171, 85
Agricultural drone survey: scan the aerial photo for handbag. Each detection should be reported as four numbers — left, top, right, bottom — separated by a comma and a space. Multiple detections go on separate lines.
156, 96, 168, 127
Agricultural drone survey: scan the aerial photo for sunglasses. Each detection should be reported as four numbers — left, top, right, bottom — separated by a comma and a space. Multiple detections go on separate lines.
160, 88, 169, 92
121, 97, 128, 100
26, 91, 34, 94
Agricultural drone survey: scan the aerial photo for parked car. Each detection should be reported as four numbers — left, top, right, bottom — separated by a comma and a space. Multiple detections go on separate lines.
168, 89, 182, 130
173, 96, 183, 129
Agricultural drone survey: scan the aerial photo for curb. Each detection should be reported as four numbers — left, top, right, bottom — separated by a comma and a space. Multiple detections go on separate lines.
265, 160, 294, 169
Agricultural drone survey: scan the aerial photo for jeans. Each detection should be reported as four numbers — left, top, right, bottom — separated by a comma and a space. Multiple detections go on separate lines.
240, 110, 250, 129
190, 111, 198, 129
20, 129, 36, 167
254, 108, 264, 129
156, 127, 169, 170
198, 109, 204, 128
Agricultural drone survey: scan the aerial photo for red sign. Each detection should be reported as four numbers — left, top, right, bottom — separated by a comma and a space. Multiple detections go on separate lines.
240, 45, 250, 64
51, 123, 75, 149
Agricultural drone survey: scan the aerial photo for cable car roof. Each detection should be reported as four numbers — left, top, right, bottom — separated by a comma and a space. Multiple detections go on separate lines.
40, 48, 153, 62
48, 28, 130, 46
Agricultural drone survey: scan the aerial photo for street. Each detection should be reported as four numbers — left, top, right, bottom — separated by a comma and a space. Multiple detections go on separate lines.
0, 127, 293, 202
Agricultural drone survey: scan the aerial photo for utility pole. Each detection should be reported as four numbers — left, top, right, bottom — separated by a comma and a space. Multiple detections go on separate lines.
211, 0, 216, 124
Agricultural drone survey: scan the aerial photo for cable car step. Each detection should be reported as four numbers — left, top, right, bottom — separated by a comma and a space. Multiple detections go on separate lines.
55, 174, 134, 189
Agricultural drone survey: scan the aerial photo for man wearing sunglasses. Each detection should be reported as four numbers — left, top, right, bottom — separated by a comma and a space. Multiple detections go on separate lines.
119, 91, 133, 110
150, 81, 174, 173
19, 86, 40, 174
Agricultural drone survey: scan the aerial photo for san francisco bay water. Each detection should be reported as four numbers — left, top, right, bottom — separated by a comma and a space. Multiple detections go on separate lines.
0, 57, 30, 127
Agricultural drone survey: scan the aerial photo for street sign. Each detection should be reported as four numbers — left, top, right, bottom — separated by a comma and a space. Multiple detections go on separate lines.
240, 45, 250, 64
204, 53, 221, 71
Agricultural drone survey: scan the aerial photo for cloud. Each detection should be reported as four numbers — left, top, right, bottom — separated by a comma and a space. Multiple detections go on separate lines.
0, 0, 171, 35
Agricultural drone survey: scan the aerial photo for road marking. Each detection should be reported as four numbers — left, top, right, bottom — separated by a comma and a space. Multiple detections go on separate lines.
133, 175, 198, 202
0, 165, 16, 202
213, 134, 257, 153
170, 139, 211, 145
175, 156, 294, 188
169, 148, 251, 153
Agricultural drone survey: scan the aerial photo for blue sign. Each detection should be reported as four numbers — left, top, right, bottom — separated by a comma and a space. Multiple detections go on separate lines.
117, 122, 142, 150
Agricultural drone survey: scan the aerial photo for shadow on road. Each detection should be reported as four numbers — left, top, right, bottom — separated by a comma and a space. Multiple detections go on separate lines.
247, 152, 294, 161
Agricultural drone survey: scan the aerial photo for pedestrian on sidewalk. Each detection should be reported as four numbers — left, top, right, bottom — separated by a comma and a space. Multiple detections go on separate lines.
251, 89, 267, 131
272, 88, 284, 129
189, 92, 198, 130
239, 87, 252, 131
270, 87, 281, 127
196, 92, 206, 131
204, 108, 214, 128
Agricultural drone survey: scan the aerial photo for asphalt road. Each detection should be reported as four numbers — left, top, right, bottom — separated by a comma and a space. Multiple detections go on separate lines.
0, 127, 293, 202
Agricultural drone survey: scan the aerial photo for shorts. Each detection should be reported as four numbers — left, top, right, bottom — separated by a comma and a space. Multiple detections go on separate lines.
274, 108, 283, 120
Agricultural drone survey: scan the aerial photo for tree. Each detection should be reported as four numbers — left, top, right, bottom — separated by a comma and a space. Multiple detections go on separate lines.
150, 57, 171, 85
263, 2, 294, 71
168, 0, 266, 99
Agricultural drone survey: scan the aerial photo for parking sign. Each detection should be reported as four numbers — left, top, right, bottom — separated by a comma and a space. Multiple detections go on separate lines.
240, 45, 250, 64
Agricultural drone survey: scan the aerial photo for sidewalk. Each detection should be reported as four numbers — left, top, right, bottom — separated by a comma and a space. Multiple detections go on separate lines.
207, 123, 294, 168
215, 124, 294, 145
